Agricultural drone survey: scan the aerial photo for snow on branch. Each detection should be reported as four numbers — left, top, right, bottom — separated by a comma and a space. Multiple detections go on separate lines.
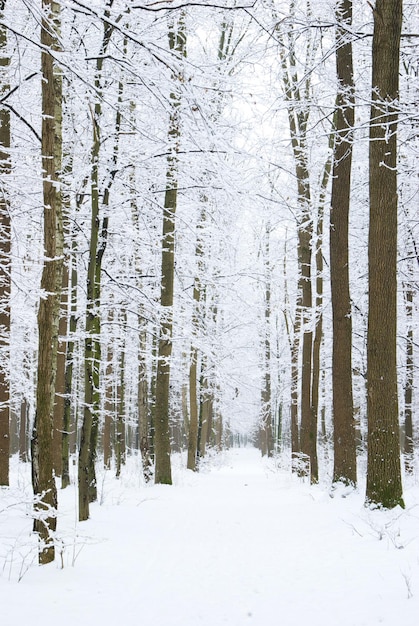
132, 1, 257, 11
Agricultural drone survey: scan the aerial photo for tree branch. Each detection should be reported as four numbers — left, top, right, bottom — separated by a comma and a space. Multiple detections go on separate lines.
132, 1, 257, 11
1, 102, 41, 142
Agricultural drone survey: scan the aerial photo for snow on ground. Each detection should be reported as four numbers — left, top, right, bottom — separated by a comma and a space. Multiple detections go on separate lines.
1, 447, 419, 626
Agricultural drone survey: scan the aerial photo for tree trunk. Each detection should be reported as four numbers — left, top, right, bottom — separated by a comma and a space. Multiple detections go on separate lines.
103, 308, 114, 471
311, 148, 332, 482
276, 5, 317, 481
0, 3, 10, 486
199, 363, 211, 458
115, 311, 127, 478
32, 0, 63, 564
130, 161, 152, 481
366, 0, 404, 509
403, 282, 414, 474
52, 3, 64, 479
298, 211, 315, 481
260, 223, 273, 457
330, 0, 357, 487
78, 9, 114, 520
53, 264, 67, 477
138, 322, 152, 481
61, 224, 78, 489
154, 16, 186, 484
187, 206, 206, 471
283, 236, 300, 465
19, 399, 29, 463
187, 345, 199, 470
78, 105, 102, 519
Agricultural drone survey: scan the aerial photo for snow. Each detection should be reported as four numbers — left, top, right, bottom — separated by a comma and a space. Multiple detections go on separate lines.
1, 448, 419, 626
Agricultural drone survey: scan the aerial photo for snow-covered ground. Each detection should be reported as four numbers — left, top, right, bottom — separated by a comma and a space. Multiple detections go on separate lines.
1, 447, 418, 626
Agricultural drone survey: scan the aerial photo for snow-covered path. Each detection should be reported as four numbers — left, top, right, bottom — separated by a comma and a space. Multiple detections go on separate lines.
2, 448, 419, 625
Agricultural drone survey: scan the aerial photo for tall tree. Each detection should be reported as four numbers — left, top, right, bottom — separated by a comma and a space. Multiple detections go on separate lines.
282, 230, 301, 465
31, 0, 64, 564
283, 235, 301, 465
115, 310, 127, 478
198, 358, 212, 458
312, 143, 332, 470
53, 265, 67, 477
276, 0, 318, 481
0, 0, 10, 487
103, 307, 115, 471
154, 14, 186, 484
61, 203, 79, 489
366, 0, 404, 509
330, 0, 357, 486
130, 166, 152, 481
260, 222, 273, 457
402, 275, 414, 474
187, 207, 205, 471
78, 2, 115, 520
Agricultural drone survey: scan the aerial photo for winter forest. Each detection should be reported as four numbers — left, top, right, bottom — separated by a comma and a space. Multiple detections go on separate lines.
0, 0, 419, 621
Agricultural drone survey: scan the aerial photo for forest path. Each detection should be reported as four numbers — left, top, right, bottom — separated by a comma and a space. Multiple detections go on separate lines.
3, 448, 418, 626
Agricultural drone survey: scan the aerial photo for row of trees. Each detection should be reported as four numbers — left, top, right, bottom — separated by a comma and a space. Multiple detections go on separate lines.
0, 0, 417, 564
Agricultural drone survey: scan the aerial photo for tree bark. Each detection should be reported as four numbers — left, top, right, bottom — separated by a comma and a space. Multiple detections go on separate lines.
138, 322, 152, 481
78, 7, 115, 520
0, 2, 10, 486
276, 5, 317, 481
283, 236, 300, 464
187, 207, 206, 471
61, 242, 77, 489
115, 311, 127, 478
403, 282, 414, 474
130, 163, 152, 481
103, 308, 114, 471
19, 399, 29, 463
32, 0, 63, 564
53, 263, 67, 477
154, 16, 186, 484
199, 361, 211, 458
260, 223, 273, 457
187, 345, 199, 470
330, 0, 357, 487
311, 146, 332, 482
366, 0, 404, 509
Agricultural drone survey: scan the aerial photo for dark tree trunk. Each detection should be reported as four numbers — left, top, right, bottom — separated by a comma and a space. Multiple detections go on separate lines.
366, 0, 404, 509
330, 0, 357, 486
0, 4, 11, 486
154, 17, 186, 484
32, 0, 63, 564
78, 9, 114, 520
